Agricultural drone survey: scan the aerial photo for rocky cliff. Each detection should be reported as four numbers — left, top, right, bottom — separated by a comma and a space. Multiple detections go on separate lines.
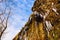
13, 0, 60, 40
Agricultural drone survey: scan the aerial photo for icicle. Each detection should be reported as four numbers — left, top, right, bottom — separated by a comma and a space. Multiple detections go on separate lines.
21, 26, 28, 40
53, 33, 55, 37
52, 3, 54, 6
25, 26, 29, 31
52, 8, 59, 15
25, 37, 28, 40
29, 17, 32, 21
45, 21, 52, 31
51, 2, 59, 15
40, 14, 43, 17
43, 10, 50, 19
33, 11, 38, 14
19, 36, 22, 40
45, 21, 52, 37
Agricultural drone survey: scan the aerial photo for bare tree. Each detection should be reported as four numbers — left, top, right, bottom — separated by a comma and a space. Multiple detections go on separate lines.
0, 0, 11, 40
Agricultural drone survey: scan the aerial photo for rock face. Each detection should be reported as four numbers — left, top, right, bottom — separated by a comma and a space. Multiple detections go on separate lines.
13, 0, 60, 40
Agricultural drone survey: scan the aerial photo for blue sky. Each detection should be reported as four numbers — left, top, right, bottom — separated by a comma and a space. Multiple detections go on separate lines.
1, 0, 35, 40
8, 0, 35, 30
